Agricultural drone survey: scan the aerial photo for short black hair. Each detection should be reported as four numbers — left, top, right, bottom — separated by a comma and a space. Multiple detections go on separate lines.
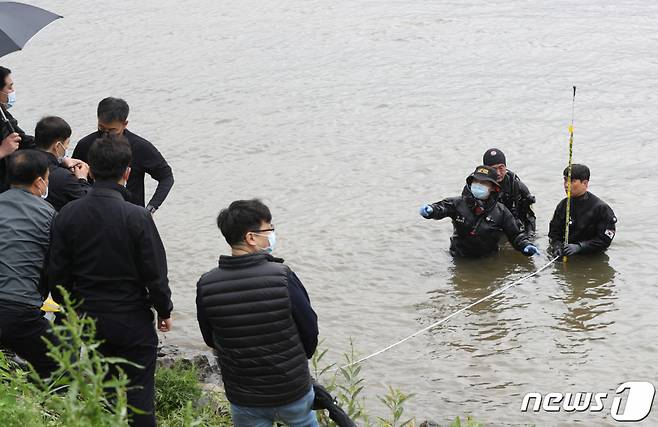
97, 97, 129, 123
88, 134, 132, 181
216, 199, 272, 246
0, 66, 11, 91
34, 116, 72, 150
7, 150, 49, 186
564, 164, 590, 181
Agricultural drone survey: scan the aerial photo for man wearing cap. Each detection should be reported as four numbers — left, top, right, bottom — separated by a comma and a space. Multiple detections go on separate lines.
420, 165, 540, 258
548, 164, 616, 256
474, 148, 536, 235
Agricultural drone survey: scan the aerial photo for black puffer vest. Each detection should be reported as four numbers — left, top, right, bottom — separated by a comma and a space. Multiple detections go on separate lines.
196, 253, 311, 407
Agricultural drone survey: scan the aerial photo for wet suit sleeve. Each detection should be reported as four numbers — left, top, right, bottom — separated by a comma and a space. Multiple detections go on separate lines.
132, 210, 173, 318
140, 140, 174, 209
428, 198, 458, 220
501, 206, 530, 251
548, 200, 566, 252
578, 205, 617, 254
48, 213, 73, 304
287, 271, 319, 359
196, 279, 214, 348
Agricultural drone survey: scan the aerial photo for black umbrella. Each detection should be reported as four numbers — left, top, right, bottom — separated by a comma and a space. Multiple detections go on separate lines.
0, 1, 61, 58
0, 2, 61, 131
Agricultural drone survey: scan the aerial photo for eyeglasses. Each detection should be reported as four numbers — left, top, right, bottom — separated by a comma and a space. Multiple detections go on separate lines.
249, 228, 275, 233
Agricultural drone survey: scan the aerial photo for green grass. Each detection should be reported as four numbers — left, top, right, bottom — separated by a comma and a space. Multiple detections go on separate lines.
0, 288, 232, 427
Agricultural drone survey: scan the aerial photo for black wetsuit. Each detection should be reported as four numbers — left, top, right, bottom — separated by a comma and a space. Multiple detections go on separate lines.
462, 170, 535, 234
548, 191, 617, 255
427, 192, 532, 257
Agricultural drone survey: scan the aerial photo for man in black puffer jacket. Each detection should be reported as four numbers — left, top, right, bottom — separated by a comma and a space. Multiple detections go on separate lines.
421, 165, 540, 258
196, 199, 319, 427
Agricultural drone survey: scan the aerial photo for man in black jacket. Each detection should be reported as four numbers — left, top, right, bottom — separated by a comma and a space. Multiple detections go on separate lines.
0, 66, 34, 192
481, 148, 536, 234
549, 164, 617, 256
73, 97, 174, 213
421, 165, 540, 258
196, 199, 319, 427
34, 116, 91, 211
49, 135, 173, 427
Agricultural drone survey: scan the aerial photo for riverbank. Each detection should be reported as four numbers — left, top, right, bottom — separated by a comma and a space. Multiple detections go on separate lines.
157, 344, 484, 427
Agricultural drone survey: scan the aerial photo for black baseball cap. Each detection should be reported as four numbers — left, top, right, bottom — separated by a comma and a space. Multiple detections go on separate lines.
466, 165, 501, 188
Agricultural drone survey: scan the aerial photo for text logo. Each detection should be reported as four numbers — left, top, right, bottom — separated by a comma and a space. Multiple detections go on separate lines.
521, 382, 655, 422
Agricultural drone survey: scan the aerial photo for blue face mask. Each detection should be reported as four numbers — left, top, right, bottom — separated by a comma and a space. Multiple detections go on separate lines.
5, 91, 15, 109
255, 231, 277, 254
470, 182, 490, 200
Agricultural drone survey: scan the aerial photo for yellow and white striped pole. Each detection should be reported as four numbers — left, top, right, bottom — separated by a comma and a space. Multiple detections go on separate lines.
563, 86, 576, 263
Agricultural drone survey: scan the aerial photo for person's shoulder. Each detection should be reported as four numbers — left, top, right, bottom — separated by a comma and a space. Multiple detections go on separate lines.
555, 196, 568, 207
198, 266, 222, 286
588, 192, 616, 216
124, 129, 153, 147
124, 201, 151, 218
76, 131, 100, 145
30, 195, 56, 222
57, 195, 86, 217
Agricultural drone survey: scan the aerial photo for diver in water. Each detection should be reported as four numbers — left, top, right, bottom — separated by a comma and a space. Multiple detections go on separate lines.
420, 165, 540, 258
549, 164, 617, 256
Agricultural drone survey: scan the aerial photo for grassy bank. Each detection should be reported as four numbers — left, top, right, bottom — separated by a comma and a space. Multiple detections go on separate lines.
0, 292, 483, 426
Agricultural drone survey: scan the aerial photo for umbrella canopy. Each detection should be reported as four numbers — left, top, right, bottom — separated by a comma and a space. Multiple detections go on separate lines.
0, 2, 61, 58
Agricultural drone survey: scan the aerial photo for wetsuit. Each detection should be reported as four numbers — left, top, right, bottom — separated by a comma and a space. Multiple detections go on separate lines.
548, 191, 616, 255
427, 192, 532, 257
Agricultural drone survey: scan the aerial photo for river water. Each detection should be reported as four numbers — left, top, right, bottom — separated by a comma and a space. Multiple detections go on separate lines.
6, 1, 658, 425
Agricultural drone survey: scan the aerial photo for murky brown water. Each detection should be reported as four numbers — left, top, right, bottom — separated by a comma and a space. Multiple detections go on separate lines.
6, 0, 658, 424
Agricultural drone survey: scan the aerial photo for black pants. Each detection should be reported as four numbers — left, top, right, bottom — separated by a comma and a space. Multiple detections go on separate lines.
88, 309, 158, 427
0, 301, 59, 378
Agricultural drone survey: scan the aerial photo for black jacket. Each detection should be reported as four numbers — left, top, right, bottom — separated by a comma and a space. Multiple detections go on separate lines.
0, 106, 34, 193
549, 191, 616, 255
462, 170, 535, 233
48, 181, 172, 318
42, 151, 91, 211
73, 129, 174, 209
196, 253, 316, 407
427, 192, 532, 257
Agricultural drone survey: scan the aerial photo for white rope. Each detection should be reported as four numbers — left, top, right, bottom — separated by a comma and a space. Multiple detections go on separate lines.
338, 256, 560, 370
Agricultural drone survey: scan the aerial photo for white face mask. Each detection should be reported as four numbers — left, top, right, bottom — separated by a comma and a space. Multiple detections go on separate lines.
39, 178, 49, 199
55, 141, 66, 163
254, 231, 277, 254
5, 91, 16, 109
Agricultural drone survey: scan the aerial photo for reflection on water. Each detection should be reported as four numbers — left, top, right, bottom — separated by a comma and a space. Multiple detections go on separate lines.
423, 246, 539, 354
551, 254, 618, 359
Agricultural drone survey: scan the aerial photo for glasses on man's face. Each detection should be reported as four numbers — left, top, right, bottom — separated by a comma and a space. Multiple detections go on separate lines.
249, 228, 275, 234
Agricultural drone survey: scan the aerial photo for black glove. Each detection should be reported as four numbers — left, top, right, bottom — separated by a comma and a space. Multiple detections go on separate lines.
563, 243, 582, 256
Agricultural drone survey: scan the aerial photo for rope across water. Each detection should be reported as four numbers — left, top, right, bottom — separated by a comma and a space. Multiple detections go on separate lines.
338, 256, 560, 370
